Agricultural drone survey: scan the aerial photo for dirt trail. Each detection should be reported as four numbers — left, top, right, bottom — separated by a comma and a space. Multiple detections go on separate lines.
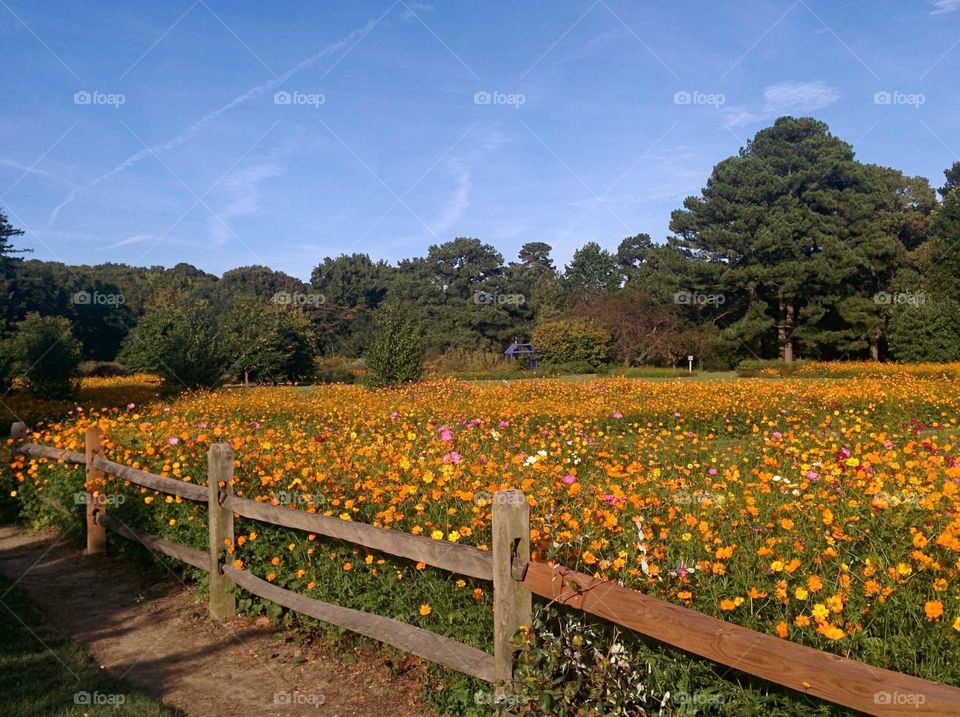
0, 525, 435, 717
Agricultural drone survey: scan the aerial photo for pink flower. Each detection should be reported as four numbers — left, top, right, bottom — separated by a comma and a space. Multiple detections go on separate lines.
167, 437, 179, 446
806, 470, 820, 481
439, 426, 454, 442
250, 420, 261, 429
772, 431, 782, 439
442, 451, 461, 464
612, 411, 623, 419
126, 403, 135, 410
673, 411, 681, 418
603, 493, 618, 505
561, 474, 576, 485
390, 411, 399, 420
708, 467, 718, 476
498, 420, 510, 429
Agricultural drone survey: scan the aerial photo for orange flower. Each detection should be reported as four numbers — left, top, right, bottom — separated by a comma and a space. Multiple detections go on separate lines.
419, 604, 432, 616
925, 600, 944, 621
775, 621, 788, 638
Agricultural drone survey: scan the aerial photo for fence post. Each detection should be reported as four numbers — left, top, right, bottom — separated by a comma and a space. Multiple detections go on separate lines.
11, 422, 27, 442
84, 426, 107, 555
207, 442, 236, 620
492, 489, 532, 699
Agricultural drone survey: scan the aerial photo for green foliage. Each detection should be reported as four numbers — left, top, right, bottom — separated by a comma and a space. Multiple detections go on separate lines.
5, 313, 81, 397
223, 298, 316, 384
119, 299, 227, 389
532, 317, 614, 370
364, 301, 424, 386
563, 241, 620, 296
887, 298, 960, 362
0, 348, 11, 395
314, 355, 366, 384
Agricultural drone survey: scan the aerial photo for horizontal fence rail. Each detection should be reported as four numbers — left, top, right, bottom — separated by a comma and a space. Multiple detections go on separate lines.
522, 562, 960, 716
97, 514, 208, 571
18, 442, 86, 464
12, 421, 960, 715
93, 455, 208, 502
223, 564, 496, 682
223, 494, 494, 581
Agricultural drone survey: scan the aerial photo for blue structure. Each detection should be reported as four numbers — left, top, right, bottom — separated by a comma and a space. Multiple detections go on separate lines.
504, 342, 538, 370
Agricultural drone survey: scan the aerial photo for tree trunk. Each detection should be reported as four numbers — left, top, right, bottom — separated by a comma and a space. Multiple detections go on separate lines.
869, 328, 881, 361
244, 370, 250, 387
779, 299, 795, 364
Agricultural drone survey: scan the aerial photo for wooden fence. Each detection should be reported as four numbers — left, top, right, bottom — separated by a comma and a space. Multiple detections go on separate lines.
10, 421, 960, 716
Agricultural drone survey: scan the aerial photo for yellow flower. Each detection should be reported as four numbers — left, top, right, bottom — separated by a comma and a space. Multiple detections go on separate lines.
430, 530, 443, 540
812, 603, 829, 621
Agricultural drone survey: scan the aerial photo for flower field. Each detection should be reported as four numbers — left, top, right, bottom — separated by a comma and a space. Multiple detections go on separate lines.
7, 372, 960, 713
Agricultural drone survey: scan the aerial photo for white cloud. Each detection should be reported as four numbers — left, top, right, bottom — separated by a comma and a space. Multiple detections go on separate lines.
49, 21, 377, 223
99, 233, 154, 250
208, 160, 282, 245
763, 81, 841, 114
427, 163, 471, 237
931, 0, 960, 14
721, 81, 840, 128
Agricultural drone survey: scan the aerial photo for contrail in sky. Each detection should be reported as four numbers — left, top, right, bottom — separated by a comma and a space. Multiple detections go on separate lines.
49, 20, 377, 223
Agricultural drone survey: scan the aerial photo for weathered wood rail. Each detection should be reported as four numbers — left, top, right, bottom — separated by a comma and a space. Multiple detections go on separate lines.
10, 420, 960, 715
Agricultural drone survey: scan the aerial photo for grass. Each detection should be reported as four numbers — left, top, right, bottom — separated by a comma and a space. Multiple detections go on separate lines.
0, 573, 181, 717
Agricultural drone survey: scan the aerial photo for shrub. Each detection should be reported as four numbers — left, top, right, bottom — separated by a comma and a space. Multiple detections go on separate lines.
119, 301, 227, 389
426, 348, 517, 378
78, 360, 128, 377
364, 301, 424, 387
6, 313, 81, 398
315, 356, 365, 384
531, 317, 614, 370
888, 298, 960, 363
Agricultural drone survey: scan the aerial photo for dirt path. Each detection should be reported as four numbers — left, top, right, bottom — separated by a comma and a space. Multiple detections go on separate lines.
0, 525, 436, 717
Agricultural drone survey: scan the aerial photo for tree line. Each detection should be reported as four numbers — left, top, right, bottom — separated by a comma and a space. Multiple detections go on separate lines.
2, 116, 959, 393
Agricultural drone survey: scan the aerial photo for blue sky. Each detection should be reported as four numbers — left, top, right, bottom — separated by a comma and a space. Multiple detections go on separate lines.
1, 0, 959, 280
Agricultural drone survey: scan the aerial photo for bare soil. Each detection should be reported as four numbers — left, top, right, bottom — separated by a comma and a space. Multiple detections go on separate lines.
0, 525, 436, 717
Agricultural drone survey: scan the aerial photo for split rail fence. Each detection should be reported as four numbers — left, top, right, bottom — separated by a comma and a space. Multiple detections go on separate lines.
10, 421, 960, 715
